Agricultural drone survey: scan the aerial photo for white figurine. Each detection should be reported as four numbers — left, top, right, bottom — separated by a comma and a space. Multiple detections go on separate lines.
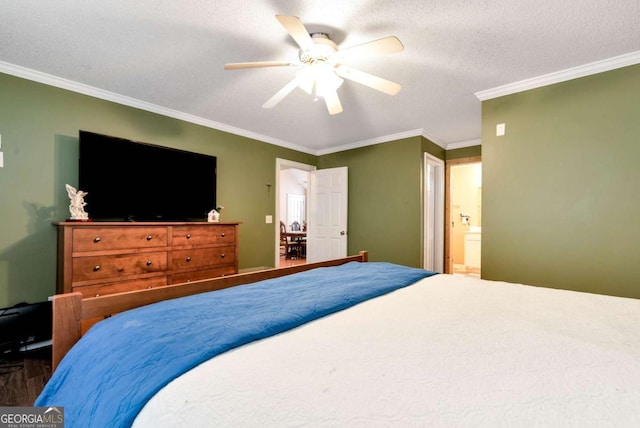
65, 184, 90, 220
207, 205, 223, 222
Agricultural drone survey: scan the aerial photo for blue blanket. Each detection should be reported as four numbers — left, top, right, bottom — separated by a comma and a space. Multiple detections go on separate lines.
36, 262, 436, 427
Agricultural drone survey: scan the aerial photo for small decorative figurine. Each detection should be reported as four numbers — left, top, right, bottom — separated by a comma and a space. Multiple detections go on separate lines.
65, 184, 90, 220
207, 205, 224, 222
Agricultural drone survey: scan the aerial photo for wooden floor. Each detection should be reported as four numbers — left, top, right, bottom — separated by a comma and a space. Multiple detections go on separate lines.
0, 347, 52, 406
279, 255, 307, 268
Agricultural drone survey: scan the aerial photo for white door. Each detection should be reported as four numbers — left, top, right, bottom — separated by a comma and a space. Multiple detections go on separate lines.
307, 167, 348, 263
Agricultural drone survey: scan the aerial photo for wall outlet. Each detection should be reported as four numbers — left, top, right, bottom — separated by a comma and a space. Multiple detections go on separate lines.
0, 152, 3, 168
265, 215, 273, 224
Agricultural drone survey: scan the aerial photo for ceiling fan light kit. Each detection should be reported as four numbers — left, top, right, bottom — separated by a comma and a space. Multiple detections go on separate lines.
224, 15, 404, 115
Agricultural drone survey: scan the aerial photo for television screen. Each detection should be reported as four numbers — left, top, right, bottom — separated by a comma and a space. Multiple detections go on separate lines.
78, 131, 217, 222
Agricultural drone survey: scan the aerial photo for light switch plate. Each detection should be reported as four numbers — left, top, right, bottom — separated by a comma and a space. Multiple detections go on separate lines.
496, 123, 506, 136
0, 152, 4, 168
265, 215, 273, 224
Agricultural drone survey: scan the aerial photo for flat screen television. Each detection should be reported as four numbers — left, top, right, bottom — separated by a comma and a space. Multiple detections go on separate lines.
78, 130, 217, 222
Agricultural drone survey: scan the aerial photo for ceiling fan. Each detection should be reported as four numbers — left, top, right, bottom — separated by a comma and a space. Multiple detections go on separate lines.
224, 15, 404, 115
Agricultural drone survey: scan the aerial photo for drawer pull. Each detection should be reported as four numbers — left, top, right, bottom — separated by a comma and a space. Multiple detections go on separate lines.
146, 260, 153, 267
146, 235, 153, 241
186, 234, 191, 239
95, 293, 100, 297
93, 265, 101, 271
221, 253, 225, 258
147, 286, 152, 289
186, 256, 191, 262
221, 232, 226, 237
94, 237, 101, 243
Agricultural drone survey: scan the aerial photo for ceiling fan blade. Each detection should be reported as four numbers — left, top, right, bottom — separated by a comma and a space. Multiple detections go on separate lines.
224, 61, 292, 70
275, 15, 314, 51
323, 89, 343, 115
338, 36, 404, 60
263, 79, 299, 109
335, 66, 401, 95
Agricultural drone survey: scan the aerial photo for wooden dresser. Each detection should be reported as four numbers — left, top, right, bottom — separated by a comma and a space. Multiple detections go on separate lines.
55, 222, 239, 297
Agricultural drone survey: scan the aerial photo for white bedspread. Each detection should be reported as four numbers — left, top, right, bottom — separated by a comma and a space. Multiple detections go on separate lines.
133, 274, 640, 427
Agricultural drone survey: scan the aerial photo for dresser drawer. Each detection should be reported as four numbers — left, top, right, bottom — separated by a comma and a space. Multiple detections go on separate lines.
169, 266, 237, 284
171, 225, 236, 247
72, 251, 168, 282
74, 276, 168, 298
72, 227, 168, 252
57, 222, 239, 296
171, 246, 235, 270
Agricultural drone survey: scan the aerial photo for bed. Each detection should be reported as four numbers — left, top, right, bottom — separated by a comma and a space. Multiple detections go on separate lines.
36, 251, 640, 427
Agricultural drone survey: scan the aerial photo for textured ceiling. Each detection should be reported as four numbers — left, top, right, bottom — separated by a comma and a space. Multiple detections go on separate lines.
1, 1, 639, 154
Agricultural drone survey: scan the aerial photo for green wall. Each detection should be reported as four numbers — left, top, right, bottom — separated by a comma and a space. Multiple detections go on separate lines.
0, 73, 315, 307
446, 145, 481, 160
0, 70, 478, 308
482, 64, 640, 298
319, 136, 444, 267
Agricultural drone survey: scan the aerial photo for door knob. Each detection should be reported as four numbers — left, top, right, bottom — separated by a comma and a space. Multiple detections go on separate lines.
340, 231, 346, 235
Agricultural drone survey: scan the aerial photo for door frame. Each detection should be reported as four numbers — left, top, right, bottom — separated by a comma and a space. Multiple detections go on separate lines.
423, 153, 445, 272
444, 156, 482, 273
275, 158, 316, 267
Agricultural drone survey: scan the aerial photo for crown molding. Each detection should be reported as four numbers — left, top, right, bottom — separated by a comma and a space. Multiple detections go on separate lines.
445, 139, 482, 150
420, 130, 446, 148
316, 129, 428, 156
4, 51, 636, 156
2, 60, 472, 156
318, 128, 474, 155
0, 60, 316, 155
475, 50, 640, 101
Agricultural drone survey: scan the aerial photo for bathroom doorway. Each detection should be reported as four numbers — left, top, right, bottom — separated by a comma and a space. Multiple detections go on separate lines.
445, 157, 482, 276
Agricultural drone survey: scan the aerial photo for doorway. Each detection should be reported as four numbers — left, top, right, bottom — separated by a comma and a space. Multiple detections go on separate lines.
275, 159, 315, 267
445, 157, 482, 276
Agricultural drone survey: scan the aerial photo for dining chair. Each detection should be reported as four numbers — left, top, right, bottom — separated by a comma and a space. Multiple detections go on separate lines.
280, 221, 301, 259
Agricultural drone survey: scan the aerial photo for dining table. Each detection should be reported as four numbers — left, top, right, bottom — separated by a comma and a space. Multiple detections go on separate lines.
283, 231, 307, 258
